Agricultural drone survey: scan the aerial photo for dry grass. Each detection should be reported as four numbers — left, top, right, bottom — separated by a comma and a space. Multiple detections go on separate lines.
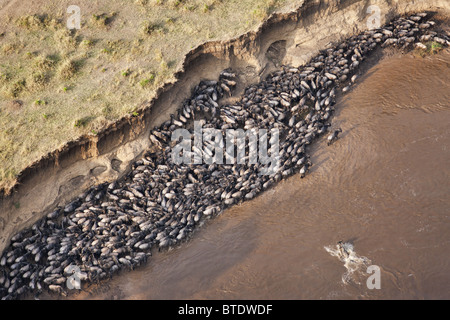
58, 58, 79, 79
0, 0, 302, 192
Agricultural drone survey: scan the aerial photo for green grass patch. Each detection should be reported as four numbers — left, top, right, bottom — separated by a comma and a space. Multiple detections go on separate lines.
92, 12, 117, 27
428, 41, 443, 54
74, 116, 94, 128
139, 74, 155, 88
415, 41, 444, 57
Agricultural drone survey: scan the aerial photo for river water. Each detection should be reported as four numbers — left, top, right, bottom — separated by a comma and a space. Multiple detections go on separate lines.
48, 49, 450, 300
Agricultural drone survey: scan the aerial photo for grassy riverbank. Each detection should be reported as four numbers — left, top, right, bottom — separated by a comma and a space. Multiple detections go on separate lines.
0, 0, 302, 193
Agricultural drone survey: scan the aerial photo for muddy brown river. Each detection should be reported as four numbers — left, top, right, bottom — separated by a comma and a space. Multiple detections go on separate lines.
43, 49, 450, 300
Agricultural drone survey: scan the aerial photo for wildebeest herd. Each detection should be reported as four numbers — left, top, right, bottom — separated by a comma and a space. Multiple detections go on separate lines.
0, 12, 448, 299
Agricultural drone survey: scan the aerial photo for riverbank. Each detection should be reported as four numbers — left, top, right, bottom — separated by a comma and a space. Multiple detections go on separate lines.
1, 0, 448, 263
1, 8, 449, 299
0, 0, 305, 194
67, 48, 450, 300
